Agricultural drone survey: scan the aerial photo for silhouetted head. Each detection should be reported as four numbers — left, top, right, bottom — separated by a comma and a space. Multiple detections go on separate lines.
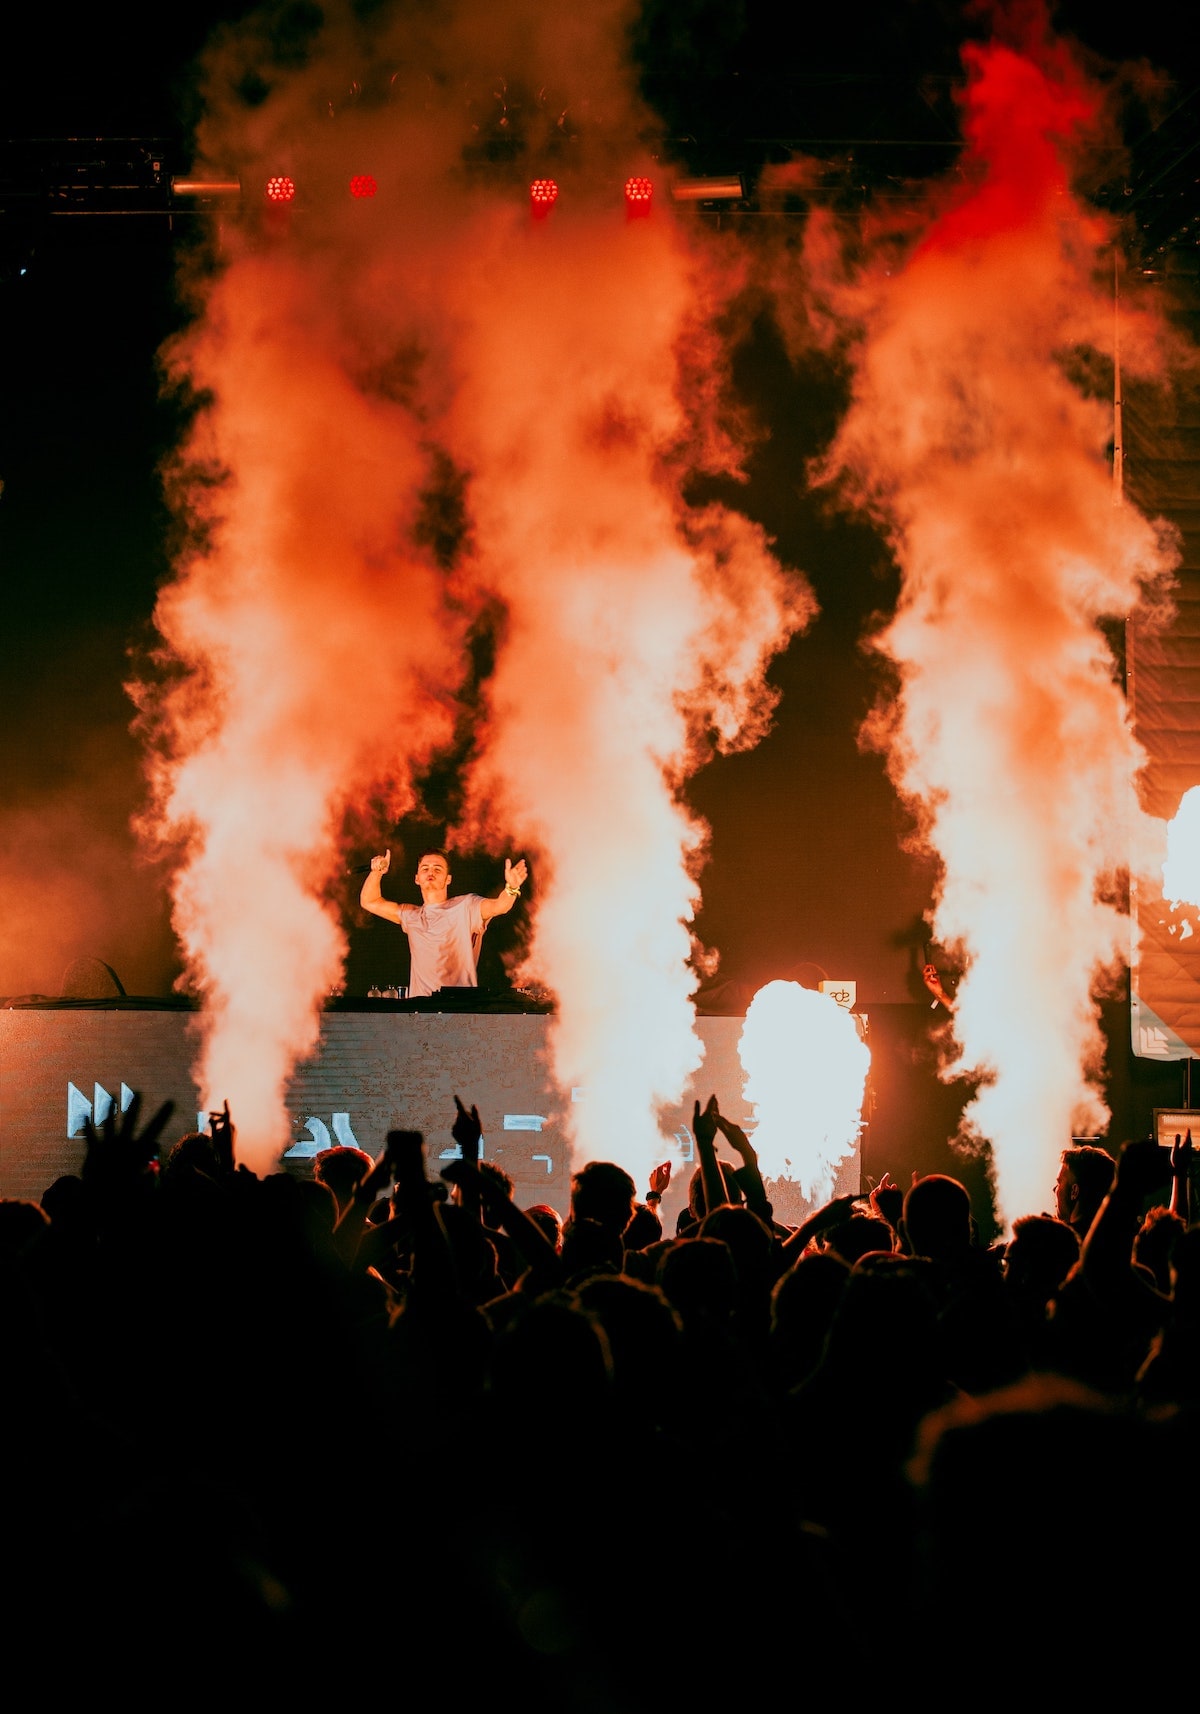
684, 1160, 741, 1223
569, 1161, 637, 1233
572, 1274, 683, 1418
160, 1130, 225, 1186
312, 1144, 374, 1210
622, 1202, 663, 1254
770, 1249, 851, 1344
525, 1203, 564, 1253
657, 1234, 739, 1325
901, 1174, 973, 1260
436, 1202, 502, 1303
1055, 1145, 1115, 1229
0, 1197, 50, 1263
560, 1216, 624, 1284
823, 1209, 894, 1266
484, 1291, 613, 1421
1004, 1213, 1081, 1300
697, 1205, 779, 1326
478, 1159, 514, 1201
38, 1175, 87, 1229
1166, 1217, 1200, 1306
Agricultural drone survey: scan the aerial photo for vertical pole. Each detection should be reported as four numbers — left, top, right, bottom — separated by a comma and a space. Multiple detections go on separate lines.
1113, 247, 1124, 506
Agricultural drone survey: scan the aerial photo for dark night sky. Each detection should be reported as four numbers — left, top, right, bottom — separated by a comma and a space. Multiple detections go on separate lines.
2, 1, 1198, 1009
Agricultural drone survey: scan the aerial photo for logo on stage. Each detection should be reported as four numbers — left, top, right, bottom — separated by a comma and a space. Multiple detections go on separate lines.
287, 1114, 363, 1157
67, 1080, 136, 1137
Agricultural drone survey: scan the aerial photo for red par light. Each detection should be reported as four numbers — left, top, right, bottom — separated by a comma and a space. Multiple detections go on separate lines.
624, 175, 653, 214
350, 174, 377, 198
530, 178, 558, 218
265, 175, 296, 203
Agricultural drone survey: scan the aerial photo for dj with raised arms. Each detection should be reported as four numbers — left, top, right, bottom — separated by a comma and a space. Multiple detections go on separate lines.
359, 847, 528, 998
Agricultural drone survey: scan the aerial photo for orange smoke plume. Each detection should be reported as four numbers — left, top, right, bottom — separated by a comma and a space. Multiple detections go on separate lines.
803, 21, 1179, 1228
134, 129, 469, 1170
134, 0, 810, 1176
447, 206, 812, 1183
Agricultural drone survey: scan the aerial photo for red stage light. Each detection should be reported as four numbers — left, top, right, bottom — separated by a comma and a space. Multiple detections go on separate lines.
530, 178, 558, 218
349, 174, 377, 199
624, 175, 653, 215
265, 176, 296, 203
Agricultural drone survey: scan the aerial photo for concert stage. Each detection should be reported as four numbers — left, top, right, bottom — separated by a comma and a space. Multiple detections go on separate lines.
6, 996, 1166, 1235
0, 997, 815, 1216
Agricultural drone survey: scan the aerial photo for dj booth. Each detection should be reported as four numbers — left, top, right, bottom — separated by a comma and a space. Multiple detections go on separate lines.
0, 992, 786, 1216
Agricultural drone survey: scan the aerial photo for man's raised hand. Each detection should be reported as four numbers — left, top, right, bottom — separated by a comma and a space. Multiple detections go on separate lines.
207, 1100, 237, 1174
715, 1110, 756, 1162
692, 1093, 720, 1151
452, 1095, 483, 1162
649, 1160, 672, 1198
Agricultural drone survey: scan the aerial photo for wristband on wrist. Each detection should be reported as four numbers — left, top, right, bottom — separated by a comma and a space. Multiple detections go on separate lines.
505, 883, 521, 896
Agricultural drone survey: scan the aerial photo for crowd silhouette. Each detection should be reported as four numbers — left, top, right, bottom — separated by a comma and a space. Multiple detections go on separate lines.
3, 1082, 1198, 1702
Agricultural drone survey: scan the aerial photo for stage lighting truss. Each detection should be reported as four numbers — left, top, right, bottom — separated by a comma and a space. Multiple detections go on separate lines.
0, 139, 174, 217
0, 142, 748, 222
670, 175, 746, 207
226, 167, 745, 220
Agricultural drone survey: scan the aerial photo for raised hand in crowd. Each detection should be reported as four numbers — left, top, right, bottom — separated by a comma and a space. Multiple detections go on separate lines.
330, 1132, 399, 1267
441, 1102, 560, 1293
80, 1088, 175, 1206
921, 962, 955, 1011
1077, 1135, 1175, 1297
450, 1094, 484, 1218
205, 1100, 238, 1176
693, 1092, 740, 1217
868, 1170, 903, 1232
646, 1159, 672, 1216
452, 1094, 483, 1160
713, 1106, 774, 1224
384, 1125, 461, 1304
1170, 1129, 1193, 1223
780, 1191, 868, 1263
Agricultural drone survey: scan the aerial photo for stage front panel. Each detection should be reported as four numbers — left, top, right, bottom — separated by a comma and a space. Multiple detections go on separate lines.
1, 1008, 804, 1215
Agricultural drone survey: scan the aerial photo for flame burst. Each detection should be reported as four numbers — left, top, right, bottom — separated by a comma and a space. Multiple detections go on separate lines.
1163, 787, 1200, 910
738, 981, 870, 1203
802, 23, 1178, 1228
133, 0, 810, 1175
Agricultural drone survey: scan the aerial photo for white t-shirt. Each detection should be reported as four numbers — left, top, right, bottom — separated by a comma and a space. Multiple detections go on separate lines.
398, 894, 487, 997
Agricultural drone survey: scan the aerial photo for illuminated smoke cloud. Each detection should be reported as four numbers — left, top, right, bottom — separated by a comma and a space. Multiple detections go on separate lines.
135, 22, 472, 1170
135, 0, 811, 1175
448, 207, 811, 1184
136, 273, 464, 1168
738, 980, 870, 1203
797, 20, 1179, 1228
